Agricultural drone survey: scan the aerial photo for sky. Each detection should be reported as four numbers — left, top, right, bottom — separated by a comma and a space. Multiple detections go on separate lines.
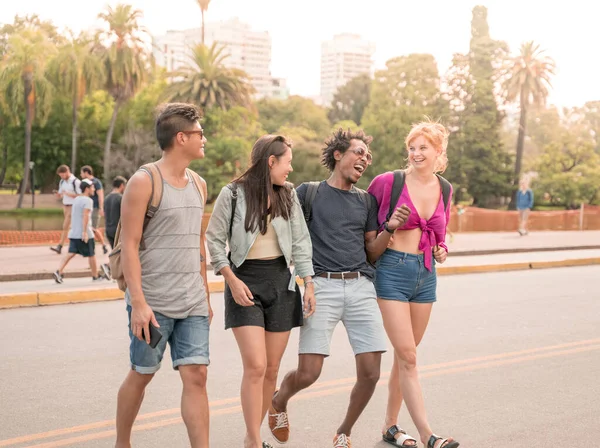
2, 0, 598, 108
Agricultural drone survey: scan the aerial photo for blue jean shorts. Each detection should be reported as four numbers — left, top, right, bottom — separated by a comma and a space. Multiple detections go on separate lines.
127, 305, 210, 374
375, 249, 437, 303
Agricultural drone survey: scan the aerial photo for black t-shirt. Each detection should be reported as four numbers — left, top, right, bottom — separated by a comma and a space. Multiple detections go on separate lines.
104, 192, 122, 237
296, 181, 379, 278
90, 177, 103, 209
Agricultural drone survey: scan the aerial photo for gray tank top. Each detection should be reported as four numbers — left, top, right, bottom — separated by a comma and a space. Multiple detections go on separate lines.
126, 176, 208, 318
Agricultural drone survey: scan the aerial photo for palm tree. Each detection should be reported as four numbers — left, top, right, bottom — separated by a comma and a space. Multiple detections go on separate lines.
0, 28, 56, 208
196, 0, 211, 44
504, 41, 555, 206
164, 43, 254, 111
97, 4, 149, 181
47, 31, 105, 173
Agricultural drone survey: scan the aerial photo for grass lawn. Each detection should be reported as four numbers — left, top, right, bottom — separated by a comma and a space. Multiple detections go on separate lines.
0, 208, 63, 216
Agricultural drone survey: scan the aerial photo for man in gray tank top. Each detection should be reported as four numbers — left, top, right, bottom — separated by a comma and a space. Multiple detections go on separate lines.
115, 103, 212, 448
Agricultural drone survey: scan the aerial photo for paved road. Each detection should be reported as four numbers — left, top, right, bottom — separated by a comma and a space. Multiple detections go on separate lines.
0, 266, 599, 447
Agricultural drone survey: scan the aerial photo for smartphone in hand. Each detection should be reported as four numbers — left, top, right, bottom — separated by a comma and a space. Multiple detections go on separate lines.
141, 322, 163, 349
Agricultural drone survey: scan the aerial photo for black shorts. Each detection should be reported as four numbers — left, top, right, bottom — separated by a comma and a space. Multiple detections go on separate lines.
224, 256, 303, 332
68, 238, 95, 257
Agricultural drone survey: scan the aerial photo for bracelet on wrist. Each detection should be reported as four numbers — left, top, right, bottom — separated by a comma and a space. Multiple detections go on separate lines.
384, 222, 395, 234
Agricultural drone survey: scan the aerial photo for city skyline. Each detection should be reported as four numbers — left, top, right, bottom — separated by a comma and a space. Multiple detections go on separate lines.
2, 0, 599, 108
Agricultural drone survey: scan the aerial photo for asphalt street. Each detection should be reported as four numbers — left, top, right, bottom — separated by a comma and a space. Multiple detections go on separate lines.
0, 266, 598, 447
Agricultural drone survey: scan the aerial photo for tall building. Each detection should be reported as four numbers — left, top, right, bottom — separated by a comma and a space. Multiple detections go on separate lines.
320, 33, 375, 106
153, 18, 286, 99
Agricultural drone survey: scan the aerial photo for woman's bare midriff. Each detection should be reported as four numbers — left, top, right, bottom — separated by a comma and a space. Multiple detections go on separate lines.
388, 227, 423, 254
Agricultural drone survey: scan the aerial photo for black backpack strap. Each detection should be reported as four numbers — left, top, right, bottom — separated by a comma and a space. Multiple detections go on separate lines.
436, 174, 452, 212
387, 170, 406, 222
226, 183, 238, 239
302, 181, 320, 222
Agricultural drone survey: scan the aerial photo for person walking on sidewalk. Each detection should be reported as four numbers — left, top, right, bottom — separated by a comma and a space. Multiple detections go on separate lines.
80, 165, 109, 254
104, 176, 127, 249
206, 135, 315, 448
367, 121, 459, 448
53, 179, 111, 283
115, 103, 212, 448
50, 165, 81, 254
516, 179, 534, 236
269, 129, 404, 448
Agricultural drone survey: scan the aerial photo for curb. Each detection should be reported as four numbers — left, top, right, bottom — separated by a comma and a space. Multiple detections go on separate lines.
1, 258, 599, 309
2, 245, 600, 283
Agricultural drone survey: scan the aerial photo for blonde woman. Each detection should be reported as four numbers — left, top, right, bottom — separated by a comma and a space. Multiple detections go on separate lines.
367, 121, 459, 448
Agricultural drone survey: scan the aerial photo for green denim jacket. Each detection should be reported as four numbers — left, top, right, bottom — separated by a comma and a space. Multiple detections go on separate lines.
206, 184, 314, 291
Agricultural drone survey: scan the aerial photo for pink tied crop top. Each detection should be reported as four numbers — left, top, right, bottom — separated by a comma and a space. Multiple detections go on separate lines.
367, 171, 453, 271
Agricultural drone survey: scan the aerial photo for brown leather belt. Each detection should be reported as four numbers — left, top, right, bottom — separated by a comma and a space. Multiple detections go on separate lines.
316, 272, 361, 280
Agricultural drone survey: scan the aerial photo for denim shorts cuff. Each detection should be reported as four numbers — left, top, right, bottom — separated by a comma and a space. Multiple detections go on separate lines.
378, 296, 409, 302
173, 356, 210, 369
132, 363, 161, 374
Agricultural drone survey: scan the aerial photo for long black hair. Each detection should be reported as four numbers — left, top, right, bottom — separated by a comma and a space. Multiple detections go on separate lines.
234, 135, 294, 234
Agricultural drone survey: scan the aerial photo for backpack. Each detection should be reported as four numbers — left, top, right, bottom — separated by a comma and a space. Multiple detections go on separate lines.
108, 163, 205, 292
300, 181, 373, 223
386, 170, 451, 222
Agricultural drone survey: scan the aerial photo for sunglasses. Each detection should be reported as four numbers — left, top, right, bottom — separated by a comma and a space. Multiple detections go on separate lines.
181, 130, 204, 139
349, 147, 373, 164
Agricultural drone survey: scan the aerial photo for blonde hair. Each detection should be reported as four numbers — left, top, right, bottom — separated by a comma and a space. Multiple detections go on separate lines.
405, 120, 449, 174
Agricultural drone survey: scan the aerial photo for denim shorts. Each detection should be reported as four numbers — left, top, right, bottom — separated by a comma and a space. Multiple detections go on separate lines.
299, 276, 387, 356
375, 249, 437, 303
127, 305, 210, 374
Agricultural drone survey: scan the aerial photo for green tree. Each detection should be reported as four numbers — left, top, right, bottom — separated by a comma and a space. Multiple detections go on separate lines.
257, 96, 330, 138
0, 27, 56, 207
361, 53, 445, 187
193, 106, 263, 200
47, 31, 105, 173
276, 126, 328, 185
196, 0, 211, 44
534, 133, 600, 207
446, 6, 513, 206
503, 40, 555, 207
164, 43, 254, 112
327, 74, 372, 125
98, 3, 150, 181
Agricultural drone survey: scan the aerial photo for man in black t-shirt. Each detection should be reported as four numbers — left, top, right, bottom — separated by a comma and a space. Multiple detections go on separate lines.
104, 176, 127, 249
269, 129, 409, 448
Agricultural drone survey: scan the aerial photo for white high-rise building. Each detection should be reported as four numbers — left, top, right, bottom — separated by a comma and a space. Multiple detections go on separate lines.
153, 18, 285, 99
320, 33, 375, 106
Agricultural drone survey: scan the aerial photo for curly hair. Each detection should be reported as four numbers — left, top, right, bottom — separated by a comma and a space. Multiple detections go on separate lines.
321, 128, 373, 172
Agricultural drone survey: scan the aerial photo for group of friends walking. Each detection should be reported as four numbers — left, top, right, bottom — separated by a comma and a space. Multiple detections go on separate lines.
102, 102, 459, 448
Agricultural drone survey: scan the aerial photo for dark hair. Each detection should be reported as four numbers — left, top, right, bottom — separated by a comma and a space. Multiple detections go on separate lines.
321, 128, 373, 172
56, 165, 69, 174
81, 165, 93, 176
234, 135, 294, 234
112, 176, 127, 189
80, 180, 93, 193
155, 103, 202, 150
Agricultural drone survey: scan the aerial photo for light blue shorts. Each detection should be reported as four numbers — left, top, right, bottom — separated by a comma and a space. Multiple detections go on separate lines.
127, 305, 210, 374
299, 276, 387, 356
375, 249, 437, 303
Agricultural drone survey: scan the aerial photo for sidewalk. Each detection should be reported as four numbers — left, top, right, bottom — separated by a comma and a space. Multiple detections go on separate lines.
2, 247, 599, 308
1, 230, 599, 282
